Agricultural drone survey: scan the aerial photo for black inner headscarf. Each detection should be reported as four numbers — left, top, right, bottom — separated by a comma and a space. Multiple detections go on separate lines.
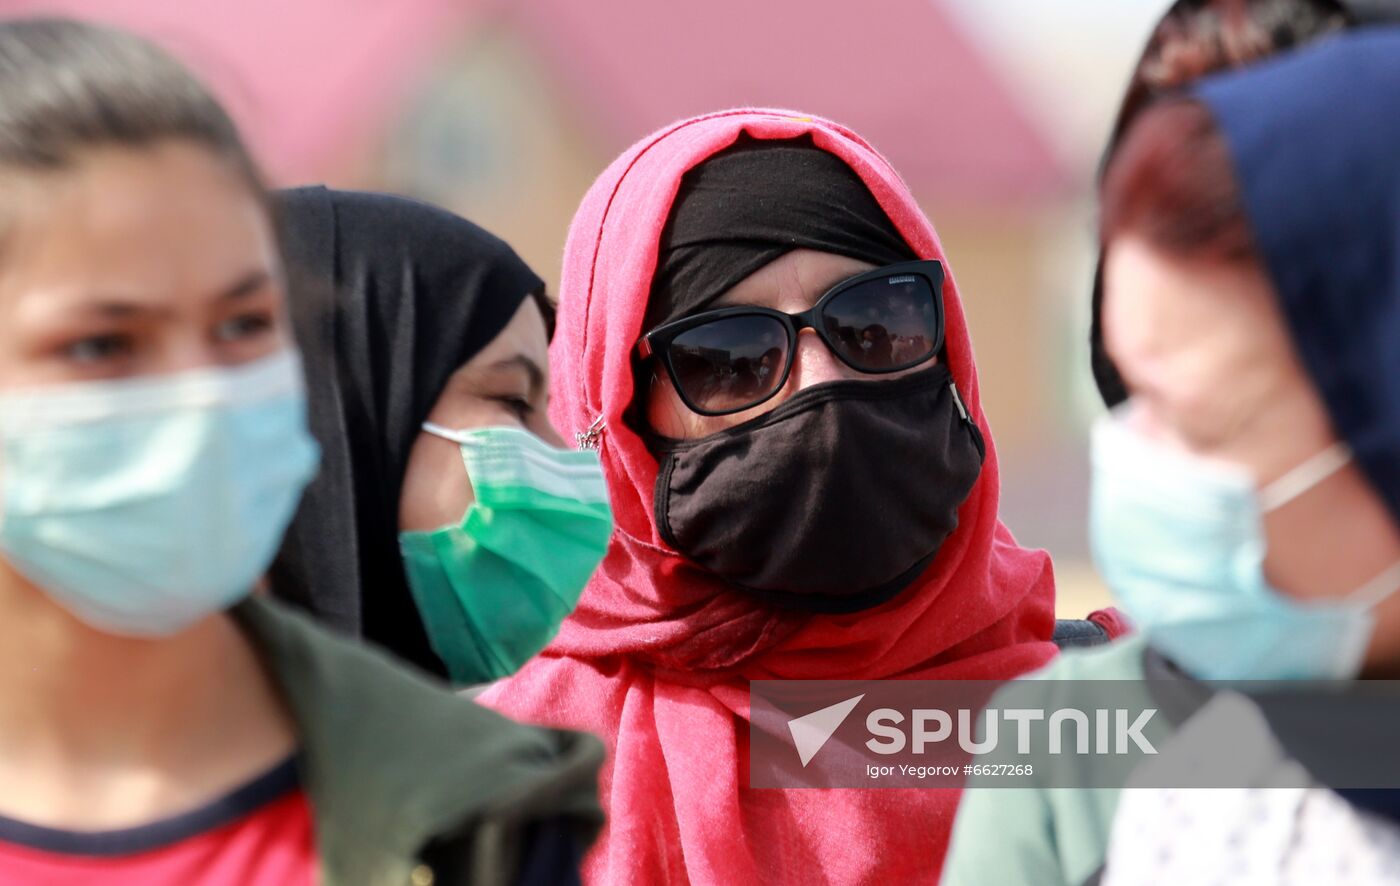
645, 134, 916, 332
270, 187, 544, 677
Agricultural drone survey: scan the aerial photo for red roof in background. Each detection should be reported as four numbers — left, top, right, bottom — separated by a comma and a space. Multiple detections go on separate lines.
506, 0, 1068, 203
2, 0, 479, 183
2, 0, 1067, 203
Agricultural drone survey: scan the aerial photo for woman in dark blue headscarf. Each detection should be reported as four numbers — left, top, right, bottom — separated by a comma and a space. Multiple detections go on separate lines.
945, 28, 1400, 885
1087, 0, 1400, 408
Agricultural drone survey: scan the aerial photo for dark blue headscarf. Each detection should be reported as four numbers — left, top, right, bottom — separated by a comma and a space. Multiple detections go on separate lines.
1196, 27, 1400, 523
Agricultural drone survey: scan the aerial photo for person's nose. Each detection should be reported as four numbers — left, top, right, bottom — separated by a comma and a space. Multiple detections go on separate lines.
788, 329, 859, 392
162, 336, 224, 374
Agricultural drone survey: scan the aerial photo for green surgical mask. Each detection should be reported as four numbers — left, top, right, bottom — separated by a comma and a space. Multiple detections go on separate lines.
399, 425, 613, 684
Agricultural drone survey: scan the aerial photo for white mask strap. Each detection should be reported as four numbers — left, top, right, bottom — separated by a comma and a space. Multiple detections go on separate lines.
1349, 558, 1400, 610
422, 421, 472, 445
1259, 442, 1352, 512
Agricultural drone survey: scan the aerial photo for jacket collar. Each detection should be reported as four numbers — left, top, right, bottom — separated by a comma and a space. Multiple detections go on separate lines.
232, 597, 603, 885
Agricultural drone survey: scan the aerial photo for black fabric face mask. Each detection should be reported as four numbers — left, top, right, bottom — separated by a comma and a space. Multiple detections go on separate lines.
651, 364, 985, 614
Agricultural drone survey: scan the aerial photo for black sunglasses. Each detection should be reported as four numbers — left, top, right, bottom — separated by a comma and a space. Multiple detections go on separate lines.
638, 260, 945, 416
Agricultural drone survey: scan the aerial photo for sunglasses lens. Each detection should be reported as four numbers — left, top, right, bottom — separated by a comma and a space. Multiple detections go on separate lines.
822, 274, 940, 372
667, 314, 791, 414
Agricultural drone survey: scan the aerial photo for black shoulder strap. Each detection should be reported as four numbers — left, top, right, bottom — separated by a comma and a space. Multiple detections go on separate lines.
1052, 618, 1111, 650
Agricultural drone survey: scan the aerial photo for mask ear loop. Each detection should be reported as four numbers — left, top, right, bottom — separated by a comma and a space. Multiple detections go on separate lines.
422, 422, 474, 445
1348, 559, 1400, 610
1258, 442, 1352, 512
1257, 441, 1400, 610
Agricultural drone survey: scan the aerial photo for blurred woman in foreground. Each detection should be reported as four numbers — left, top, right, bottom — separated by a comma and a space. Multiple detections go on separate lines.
0, 19, 600, 885
946, 29, 1400, 884
1087, 0, 1400, 407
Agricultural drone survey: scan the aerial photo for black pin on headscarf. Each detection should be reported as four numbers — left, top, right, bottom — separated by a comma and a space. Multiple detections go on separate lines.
270, 187, 544, 676
645, 134, 915, 331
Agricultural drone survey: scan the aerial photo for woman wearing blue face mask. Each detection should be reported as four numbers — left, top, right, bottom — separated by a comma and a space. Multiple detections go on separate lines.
1087, 0, 1400, 409
944, 29, 1400, 886
0, 19, 600, 885
270, 188, 613, 686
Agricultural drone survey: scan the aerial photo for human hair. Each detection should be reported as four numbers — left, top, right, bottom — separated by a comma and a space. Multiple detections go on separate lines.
0, 18, 266, 200
1091, 0, 1350, 408
1107, 0, 1349, 154
1100, 98, 1256, 264
529, 288, 557, 341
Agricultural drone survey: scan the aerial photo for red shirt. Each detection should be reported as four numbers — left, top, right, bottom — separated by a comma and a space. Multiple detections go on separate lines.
0, 757, 317, 885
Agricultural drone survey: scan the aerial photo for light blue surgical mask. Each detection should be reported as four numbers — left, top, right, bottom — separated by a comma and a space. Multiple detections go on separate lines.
1090, 412, 1400, 681
0, 352, 319, 636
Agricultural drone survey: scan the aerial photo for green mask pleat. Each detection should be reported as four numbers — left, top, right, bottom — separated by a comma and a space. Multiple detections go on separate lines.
399, 427, 613, 685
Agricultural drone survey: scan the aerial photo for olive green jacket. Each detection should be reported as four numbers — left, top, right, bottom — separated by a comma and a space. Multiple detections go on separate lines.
233, 597, 604, 886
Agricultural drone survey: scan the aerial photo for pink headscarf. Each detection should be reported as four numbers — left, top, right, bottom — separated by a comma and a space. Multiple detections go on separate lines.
482, 109, 1057, 884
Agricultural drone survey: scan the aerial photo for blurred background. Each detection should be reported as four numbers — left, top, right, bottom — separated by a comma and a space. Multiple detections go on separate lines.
3, 0, 1177, 618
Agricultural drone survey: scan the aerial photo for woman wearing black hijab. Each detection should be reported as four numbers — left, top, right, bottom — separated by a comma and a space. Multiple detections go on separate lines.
271, 187, 612, 681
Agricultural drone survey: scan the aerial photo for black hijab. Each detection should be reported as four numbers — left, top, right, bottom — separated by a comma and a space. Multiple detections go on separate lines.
645, 134, 915, 332
271, 187, 544, 676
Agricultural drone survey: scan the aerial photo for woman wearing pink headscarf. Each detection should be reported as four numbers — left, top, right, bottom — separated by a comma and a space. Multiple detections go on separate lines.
482, 109, 1083, 883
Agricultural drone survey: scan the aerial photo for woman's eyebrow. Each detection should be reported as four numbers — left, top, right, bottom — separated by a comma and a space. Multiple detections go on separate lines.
43, 269, 273, 319
68, 298, 167, 320
215, 269, 273, 302
487, 354, 545, 393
